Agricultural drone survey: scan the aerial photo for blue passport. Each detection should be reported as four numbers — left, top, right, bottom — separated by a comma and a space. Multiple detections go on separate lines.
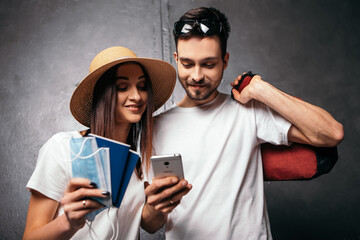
88, 134, 139, 207
115, 149, 140, 207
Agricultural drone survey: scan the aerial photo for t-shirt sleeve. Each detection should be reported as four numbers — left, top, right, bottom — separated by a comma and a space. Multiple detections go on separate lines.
26, 133, 72, 202
253, 100, 292, 145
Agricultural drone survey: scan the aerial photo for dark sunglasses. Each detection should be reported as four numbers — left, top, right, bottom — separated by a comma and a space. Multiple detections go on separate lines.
173, 19, 223, 36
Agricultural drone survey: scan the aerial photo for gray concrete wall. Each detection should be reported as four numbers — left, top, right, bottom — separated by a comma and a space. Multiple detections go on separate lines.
1, 0, 359, 239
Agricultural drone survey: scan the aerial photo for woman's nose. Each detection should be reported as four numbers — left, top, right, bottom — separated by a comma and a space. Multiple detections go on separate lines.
128, 86, 141, 100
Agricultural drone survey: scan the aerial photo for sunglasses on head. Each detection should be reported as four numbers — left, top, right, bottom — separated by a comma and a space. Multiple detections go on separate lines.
173, 19, 223, 36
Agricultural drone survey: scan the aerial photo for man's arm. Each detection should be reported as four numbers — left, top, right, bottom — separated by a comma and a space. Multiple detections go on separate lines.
231, 75, 344, 147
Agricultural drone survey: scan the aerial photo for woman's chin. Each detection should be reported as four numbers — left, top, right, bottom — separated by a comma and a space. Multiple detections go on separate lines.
116, 116, 143, 125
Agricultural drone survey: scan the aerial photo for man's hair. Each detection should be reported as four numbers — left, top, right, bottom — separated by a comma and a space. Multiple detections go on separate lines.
174, 7, 231, 59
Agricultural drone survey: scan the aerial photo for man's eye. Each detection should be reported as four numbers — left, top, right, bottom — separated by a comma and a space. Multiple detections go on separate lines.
182, 63, 193, 68
204, 63, 215, 68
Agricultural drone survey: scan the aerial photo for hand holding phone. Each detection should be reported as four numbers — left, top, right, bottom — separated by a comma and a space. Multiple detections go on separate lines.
144, 153, 191, 225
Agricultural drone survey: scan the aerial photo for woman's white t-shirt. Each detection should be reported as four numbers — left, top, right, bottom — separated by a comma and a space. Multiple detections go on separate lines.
27, 131, 144, 240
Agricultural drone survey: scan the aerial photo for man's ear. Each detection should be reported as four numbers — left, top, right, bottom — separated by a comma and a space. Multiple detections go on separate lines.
174, 51, 178, 63
223, 52, 229, 70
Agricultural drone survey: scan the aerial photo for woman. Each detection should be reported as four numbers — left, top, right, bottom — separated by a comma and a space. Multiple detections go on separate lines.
23, 46, 187, 239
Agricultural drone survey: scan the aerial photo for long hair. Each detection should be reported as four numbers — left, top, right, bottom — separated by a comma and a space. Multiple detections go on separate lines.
90, 62, 154, 179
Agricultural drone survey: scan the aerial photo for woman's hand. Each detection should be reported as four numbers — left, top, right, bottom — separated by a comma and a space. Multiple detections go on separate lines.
23, 178, 110, 240
141, 177, 192, 233
60, 178, 110, 231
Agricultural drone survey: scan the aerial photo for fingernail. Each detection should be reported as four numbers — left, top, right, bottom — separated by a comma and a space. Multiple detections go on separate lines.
182, 181, 188, 187
102, 191, 110, 196
172, 178, 178, 183
89, 181, 97, 188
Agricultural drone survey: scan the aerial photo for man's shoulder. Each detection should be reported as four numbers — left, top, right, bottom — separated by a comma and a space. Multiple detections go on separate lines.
154, 104, 178, 120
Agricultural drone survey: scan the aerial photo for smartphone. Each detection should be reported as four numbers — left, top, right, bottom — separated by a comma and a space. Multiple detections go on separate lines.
151, 153, 184, 180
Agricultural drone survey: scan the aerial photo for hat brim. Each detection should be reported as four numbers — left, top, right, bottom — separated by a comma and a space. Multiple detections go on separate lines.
70, 57, 176, 127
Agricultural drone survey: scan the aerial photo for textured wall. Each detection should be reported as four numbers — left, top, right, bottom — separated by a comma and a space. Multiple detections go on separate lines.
0, 0, 359, 239
0, 0, 165, 239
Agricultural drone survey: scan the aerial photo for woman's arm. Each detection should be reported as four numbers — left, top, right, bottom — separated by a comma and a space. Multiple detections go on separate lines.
23, 178, 109, 240
23, 191, 76, 240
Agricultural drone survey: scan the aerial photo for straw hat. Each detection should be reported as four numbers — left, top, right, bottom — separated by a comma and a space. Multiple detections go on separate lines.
70, 46, 176, 127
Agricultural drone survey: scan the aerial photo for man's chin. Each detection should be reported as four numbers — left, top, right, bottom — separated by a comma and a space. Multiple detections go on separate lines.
187, 91, 206, 101
186, 88, 215, 101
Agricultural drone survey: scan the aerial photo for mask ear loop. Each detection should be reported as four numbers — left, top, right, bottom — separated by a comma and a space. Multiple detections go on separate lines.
69, 137, 105, 162
86, 221, 100, 240
84, 202, 117, 240
107, 207, 119, 240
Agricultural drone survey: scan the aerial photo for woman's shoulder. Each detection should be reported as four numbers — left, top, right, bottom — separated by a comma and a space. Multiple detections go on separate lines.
34, 131, 83, 170
41, 131, 82, 150
49, 131, 82, 141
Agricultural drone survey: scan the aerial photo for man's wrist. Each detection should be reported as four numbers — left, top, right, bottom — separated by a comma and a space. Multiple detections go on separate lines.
250, 77, 273, 103
141, 203, 168, 233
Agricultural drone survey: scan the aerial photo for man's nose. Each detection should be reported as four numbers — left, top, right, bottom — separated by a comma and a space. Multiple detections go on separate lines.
191, 66, 204, 82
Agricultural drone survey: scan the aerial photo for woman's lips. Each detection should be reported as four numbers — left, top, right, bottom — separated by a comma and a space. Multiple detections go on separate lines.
125, 104, 143, 111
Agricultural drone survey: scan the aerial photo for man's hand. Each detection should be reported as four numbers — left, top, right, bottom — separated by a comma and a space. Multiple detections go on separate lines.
231, 74, 263, 104
141, 177, 192, 233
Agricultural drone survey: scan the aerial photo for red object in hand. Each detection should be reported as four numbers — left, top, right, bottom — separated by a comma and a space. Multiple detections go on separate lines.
231, 71, 255, 100
237, 75, 252, 93
231, 72, 338, 181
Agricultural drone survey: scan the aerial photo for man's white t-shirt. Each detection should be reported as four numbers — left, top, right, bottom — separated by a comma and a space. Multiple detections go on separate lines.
27, 131, 144, 240
151, 93, 291, 240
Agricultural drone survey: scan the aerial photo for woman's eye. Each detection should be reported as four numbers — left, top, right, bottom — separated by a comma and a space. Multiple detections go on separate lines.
137, 83, 147, 91
116, 84, 127, 91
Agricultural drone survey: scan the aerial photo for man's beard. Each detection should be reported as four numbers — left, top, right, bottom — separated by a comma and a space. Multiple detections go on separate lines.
185, 85, 217, 101
179, 75, 222, 101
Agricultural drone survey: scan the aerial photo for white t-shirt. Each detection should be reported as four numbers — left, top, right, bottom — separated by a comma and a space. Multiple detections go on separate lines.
151, 93, 291, 240
27, 131, 144, 240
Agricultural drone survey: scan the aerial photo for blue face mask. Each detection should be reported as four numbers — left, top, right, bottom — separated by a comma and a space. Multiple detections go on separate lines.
70, 137, 111, 221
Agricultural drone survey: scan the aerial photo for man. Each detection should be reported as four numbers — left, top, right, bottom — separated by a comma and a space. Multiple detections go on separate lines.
143, 7, 344, 239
